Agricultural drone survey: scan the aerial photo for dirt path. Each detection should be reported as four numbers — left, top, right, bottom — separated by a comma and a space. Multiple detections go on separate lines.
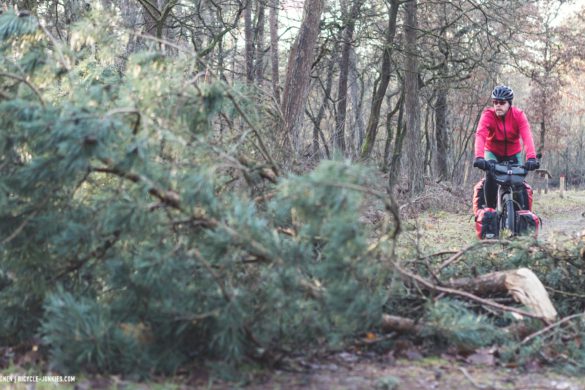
538, 191, 585, 239
247, 352, 585, 390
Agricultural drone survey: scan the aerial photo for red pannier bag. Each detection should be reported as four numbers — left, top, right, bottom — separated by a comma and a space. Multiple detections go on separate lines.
516, 210, 540, 237
475, 207, 499, 239
524, 182, 533, 211
473, 179, 485, 216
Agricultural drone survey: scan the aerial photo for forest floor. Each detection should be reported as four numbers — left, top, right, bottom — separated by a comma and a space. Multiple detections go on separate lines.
224, 188, 585, 390
9, 188, 585, 390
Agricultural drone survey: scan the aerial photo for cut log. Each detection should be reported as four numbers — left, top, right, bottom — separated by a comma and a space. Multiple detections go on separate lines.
504, 268, 558, 324
446, 267, 557, 324
381, 314, 423, 334
383, 267, 558, 335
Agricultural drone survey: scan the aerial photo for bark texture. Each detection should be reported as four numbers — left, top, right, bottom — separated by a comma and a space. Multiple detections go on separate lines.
280, 0, 325, 155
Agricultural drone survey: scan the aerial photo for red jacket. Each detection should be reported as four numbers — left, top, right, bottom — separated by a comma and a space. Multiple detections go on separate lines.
474, 106, 536, 160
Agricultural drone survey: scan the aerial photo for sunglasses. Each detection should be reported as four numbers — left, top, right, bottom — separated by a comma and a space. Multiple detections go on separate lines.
492, 100, 508, 106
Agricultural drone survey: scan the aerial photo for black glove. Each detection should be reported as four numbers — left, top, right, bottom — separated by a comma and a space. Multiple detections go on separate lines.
524, 158, 539, 171
473, 157, 489, 171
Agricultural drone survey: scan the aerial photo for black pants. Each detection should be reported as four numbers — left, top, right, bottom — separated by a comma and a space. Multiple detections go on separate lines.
484, 155, 528, 210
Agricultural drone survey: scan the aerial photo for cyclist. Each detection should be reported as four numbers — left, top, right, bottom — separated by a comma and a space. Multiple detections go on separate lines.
473, 85, 539, 209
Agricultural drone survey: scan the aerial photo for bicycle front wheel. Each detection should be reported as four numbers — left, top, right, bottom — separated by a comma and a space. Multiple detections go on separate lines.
503, 199, 515, 233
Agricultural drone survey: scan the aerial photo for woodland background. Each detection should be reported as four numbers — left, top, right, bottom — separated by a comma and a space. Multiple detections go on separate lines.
2, 0, 585, 383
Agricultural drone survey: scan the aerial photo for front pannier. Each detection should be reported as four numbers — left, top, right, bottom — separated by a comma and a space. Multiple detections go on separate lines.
475, 207, 499, 239
516, 210, 540, 237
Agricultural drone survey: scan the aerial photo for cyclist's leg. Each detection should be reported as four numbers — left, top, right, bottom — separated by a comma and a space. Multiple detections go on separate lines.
483, 151, 498, 208
508, 152, 530, 210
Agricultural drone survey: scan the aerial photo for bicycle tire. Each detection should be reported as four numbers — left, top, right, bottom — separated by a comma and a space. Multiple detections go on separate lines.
505, 199, 515, 233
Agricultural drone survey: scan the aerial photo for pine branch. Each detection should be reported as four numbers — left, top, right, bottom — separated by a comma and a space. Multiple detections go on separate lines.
39, 23, 69, 71
0, 72, 45, 106
105, 108, 141, 134
90, 165, 182, 210
1, 210, 39, 245
521, 312, 585, 346
54, 231, 121, 280
308, 179, 401, 238
435, 240, 512, 273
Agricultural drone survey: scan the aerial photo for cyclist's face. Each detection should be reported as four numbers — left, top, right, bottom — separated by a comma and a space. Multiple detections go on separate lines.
493, 100, 510, 116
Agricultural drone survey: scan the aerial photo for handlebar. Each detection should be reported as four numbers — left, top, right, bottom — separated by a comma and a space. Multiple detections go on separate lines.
490, 162, 527, 175
477, 160, 540, 173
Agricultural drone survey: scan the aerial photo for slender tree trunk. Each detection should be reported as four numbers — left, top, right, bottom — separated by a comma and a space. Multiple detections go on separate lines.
424, 101, 432, 177
539, 119, 545, 155
244, 0, 255, 83
312, 40, 340, 159
254, 0, 266, 84
349, 48, 365, 152
269, 0, 280, 103
434, 25, 450, 180
435, 85, 450, 180
360, 0, 400, 159
388, 88, 406, 188
333, 0, 363, 154
281, 0, 325, 156
383, 92, 403, 171
404, 0, 423, 194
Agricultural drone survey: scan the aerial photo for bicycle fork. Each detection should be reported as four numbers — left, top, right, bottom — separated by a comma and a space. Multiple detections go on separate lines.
497, 188, 516, 234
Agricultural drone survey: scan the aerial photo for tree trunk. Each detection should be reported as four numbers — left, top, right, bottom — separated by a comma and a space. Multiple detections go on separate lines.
349, 48, 365, 152
448, 268, 557, 323
383, 92, 403, 171
403, 0, 424, 194
333, 0, 363, 155
388, 94, 406, 188
281, 0, 325, 156
383, 267, 558, 335
360, 0, 400, 159
435, 86, 449, 181
244, 0, 255, 83
254, 0, 266, 84
423, 102, 432, 177
311, 39, 340, 159
269, 0, 280, 103
539, 119, 546, 155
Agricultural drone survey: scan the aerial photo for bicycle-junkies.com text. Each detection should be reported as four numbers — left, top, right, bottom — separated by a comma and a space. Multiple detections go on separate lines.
0, 375, 76, 383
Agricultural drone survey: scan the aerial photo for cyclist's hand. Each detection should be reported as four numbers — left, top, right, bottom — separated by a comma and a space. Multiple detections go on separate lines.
525, 158, 540, 171
473, 157, 489, 171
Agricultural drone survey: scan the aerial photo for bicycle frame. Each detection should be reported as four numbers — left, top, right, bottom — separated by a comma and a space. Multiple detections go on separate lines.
492, 162, 528, 235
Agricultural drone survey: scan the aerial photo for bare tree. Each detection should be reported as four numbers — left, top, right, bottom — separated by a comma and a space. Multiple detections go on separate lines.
281, 0, 325, 156
403, 0, 424, 194
244, 0, 255, 83
333, 0, 364, 155
254, 0, 266, 84
348, 48, 365, 153
269, 0, 280, 102
360, 0, 400, 159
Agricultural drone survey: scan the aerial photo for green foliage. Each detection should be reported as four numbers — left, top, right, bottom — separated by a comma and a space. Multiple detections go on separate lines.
0, 13, 394, 377
0, 10, 39, 41
42, 289, 148, 375
422, 299, 504, 349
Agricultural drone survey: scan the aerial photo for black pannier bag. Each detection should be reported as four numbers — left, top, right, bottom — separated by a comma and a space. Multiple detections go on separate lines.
475, 208, 499, 239
515, 210, 541, 237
